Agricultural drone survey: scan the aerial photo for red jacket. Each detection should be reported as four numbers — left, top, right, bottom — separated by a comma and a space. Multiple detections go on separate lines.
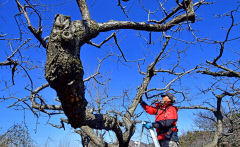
141, 102, 178, 140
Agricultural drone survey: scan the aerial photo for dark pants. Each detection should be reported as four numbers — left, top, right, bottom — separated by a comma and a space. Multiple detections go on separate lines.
159, 131, 179, 147
159, 140, 179, 147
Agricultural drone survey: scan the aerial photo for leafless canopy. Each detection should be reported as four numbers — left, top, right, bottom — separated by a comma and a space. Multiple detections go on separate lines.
2, 0, 239, 146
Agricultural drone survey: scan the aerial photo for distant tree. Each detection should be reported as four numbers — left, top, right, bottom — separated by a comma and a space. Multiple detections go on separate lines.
220, 112, 240, 146
193, 110, 240, 147
179, 131, 213, 147
0, 124, 35, 147
179, 111, 240, 147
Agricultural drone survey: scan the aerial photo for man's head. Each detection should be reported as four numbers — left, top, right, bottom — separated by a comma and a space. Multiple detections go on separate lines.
161, 92, 176, 103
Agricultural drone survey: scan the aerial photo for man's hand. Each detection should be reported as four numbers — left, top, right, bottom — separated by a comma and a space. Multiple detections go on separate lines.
143, 122, 152, 129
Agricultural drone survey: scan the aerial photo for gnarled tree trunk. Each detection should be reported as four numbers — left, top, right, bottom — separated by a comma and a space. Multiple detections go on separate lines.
45, 14, 99, 128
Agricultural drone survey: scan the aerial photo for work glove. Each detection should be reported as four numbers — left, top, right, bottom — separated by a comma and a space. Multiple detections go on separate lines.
143, 122, 152, 129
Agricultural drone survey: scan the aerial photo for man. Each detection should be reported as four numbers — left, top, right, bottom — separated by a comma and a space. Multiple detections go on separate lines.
140, 92, 179, 147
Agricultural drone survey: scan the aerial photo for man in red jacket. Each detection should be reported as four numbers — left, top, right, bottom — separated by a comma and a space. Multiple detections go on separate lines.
140, 92, 179, 147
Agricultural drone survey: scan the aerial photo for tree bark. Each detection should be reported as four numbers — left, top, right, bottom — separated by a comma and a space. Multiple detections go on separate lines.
45, 14, 99, 128
204, 98, 223, 147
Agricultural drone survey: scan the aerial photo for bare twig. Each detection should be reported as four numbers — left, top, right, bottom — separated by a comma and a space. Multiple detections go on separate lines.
117, 0, 129, 18
88, 32, 144, 62
15, 0, 46, 48
31, 83, 62, 111
84, 54, 113, 84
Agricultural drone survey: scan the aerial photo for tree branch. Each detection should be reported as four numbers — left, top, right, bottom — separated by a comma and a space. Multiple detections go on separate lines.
76, 0, 91, 20
197, 68, 240, 78
76, 126, 109, 147
128, 37, 170, 116
15, 0, 46, 48
31, 83, 62, 110
99, 12, 194, 33
179, 106, 215, 112
84, 54, 113, 83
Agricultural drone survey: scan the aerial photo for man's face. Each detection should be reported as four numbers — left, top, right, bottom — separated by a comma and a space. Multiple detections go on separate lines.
161, 96, 172, 103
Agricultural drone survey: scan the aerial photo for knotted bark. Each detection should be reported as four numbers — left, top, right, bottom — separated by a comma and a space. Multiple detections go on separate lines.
45, 14, 99, 128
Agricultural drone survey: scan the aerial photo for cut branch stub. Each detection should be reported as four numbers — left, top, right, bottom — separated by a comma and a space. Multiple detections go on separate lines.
45, 14, 99, 128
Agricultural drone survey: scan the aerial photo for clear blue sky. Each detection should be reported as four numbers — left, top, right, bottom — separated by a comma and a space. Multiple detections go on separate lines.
0, 0, 239, 146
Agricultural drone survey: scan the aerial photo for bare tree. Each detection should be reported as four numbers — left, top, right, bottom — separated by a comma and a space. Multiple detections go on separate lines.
0, 123, 35, 147
197, 8, 240, 147
0, 0, 217, 146
179, 8, 240, 147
